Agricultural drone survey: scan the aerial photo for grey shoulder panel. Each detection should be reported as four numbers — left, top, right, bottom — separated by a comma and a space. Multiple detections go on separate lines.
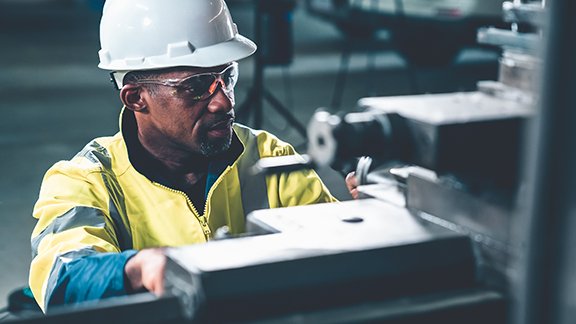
75, 140, 112, 170
235, 127, 270, 216
31, 207, 106, 259
74, 140, 133, 249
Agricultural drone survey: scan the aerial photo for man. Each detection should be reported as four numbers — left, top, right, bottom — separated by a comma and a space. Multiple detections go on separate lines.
29, 0, 336, 311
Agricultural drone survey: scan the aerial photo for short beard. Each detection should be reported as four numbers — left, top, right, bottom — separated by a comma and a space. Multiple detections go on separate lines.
199, 135, 232, 157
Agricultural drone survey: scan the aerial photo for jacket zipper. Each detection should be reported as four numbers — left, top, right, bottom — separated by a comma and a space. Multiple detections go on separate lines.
152, 182, 212, 240
203, 166, 232, 216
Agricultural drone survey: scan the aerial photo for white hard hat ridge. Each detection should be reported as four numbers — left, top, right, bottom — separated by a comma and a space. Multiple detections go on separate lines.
98, 0, 257, 71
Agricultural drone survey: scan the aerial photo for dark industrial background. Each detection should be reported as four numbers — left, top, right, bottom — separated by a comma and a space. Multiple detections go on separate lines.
0, 0, 500, 310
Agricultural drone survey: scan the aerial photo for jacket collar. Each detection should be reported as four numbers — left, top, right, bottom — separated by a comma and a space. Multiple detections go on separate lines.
119, 107, 243, 189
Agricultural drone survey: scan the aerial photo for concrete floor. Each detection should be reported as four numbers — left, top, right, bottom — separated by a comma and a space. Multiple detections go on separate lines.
0, 0, 499, 310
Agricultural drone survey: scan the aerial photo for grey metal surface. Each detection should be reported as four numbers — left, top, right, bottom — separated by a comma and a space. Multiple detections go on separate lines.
498, 50, 540, 93
251, 288, 506, 324
476, 80, 534, 104
165, 199, 476, 322
5, 294, 184, 324
405, 173, 515, 290
406, 175, 512, 244
477, 27, 540, 52
503, 1, 545, 26
247, 198, 437, 236
309, 92, 529, 187
358, 92, 532, 123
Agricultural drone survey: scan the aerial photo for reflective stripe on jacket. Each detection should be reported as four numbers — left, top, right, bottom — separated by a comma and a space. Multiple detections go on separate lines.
29, 112, 337, 310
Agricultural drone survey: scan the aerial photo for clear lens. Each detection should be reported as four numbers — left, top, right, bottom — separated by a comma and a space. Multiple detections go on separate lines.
222, 64, 238, 89
135, 63, 238, 101
179, 63, 238, 100
181, 74, 215, 99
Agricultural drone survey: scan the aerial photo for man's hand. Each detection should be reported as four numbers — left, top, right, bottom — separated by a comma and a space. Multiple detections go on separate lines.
345, 171, 359, 199
124, 248, 167, 296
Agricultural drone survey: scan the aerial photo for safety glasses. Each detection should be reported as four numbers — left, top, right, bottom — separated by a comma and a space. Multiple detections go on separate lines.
136, 62, 238, 102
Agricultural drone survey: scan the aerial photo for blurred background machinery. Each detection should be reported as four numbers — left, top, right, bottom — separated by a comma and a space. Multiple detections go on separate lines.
305, 0, 509, 109
306, 0, 508, 67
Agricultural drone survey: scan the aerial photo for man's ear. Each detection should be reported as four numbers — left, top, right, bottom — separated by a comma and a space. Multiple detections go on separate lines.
120, 84, 148, 112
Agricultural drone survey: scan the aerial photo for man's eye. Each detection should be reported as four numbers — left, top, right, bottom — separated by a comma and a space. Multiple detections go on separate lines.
182, 87, 199, 94
181, 88, 202, 100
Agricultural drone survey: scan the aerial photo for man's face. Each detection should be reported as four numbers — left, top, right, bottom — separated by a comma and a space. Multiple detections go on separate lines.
138, 65, 236, 157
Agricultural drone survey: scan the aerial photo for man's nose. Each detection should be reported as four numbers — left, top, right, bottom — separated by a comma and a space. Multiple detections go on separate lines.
206, 86, 234, 114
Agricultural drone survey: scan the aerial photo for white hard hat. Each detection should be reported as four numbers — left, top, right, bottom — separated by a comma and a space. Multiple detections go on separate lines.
98, 0, 257, 86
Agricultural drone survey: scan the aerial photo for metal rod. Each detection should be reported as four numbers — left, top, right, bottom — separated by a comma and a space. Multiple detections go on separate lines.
514, 0, 576, 323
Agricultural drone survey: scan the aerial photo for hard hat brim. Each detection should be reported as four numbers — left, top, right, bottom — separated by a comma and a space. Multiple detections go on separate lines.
99, 34, 257, 71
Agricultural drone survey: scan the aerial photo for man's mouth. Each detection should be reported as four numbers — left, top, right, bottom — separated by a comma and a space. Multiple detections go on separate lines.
209, 118, 233, 130
206, 117, 234, 139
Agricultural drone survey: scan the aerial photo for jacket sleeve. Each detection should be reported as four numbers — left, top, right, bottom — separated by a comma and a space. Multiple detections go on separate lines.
29, 158, 132, 312
275, 160, 338, 207
277, 167, 338, 207
45, 250, 137, 308
261, 136, 338, 207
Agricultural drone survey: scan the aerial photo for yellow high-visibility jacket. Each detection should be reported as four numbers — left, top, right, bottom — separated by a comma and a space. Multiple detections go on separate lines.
29, 109, 336, 310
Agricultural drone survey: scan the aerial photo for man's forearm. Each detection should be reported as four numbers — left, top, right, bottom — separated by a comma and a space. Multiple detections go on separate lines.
46, 250, 137, 309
